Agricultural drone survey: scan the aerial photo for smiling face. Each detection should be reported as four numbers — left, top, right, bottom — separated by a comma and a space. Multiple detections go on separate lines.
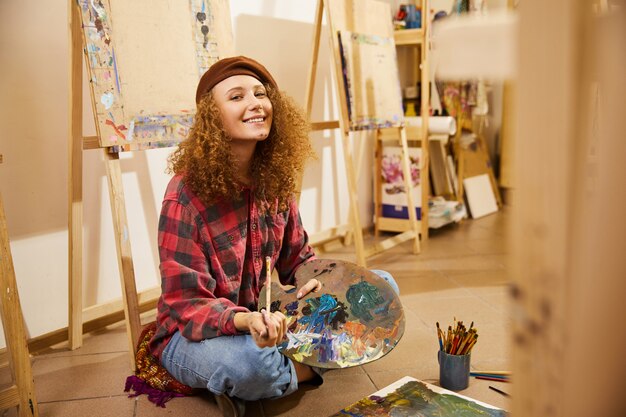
212, 75, 273, 143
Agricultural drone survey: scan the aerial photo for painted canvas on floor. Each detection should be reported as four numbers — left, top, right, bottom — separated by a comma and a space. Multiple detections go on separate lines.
260, 259, 405, 368
330, 376, 507, 417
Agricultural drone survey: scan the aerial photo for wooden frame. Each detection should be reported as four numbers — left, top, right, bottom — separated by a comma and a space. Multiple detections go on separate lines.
75, 0, 232, 150
375, 0, 431, 238
304, 0, 421, 267
68, 0, 233, 368
0, 156, 39, 417
512, 1, 626, 415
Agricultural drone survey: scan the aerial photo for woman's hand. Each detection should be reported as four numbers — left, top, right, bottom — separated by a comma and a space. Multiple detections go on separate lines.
296, 278, 323, 299
235, 311, 287, 348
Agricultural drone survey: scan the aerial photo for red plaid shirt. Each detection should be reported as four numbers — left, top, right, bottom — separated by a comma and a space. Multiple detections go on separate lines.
149, 175, 315, 359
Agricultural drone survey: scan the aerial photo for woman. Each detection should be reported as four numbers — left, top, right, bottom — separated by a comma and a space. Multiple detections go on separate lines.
149, 56, 399, 416
149, 56, 320, 416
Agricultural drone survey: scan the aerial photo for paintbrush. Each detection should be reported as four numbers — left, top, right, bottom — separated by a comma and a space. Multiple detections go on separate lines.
265, 256, 272, 312
489, 385, 510, 397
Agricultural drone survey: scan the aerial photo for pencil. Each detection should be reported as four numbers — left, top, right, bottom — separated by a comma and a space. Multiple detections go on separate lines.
488, 385, 510, 397
475, 376, 510, 383
265, 256, 272, 311
474, 371, 511, 376
470, 372, 509, 379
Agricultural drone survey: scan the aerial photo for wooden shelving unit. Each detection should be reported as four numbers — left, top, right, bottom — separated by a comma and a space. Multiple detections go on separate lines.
393, 28, 425, 46
374, 0, 430, 239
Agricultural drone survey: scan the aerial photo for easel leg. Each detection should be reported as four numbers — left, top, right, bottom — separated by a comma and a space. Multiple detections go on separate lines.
304, 0, 324, 119
374, 135, 383, 238
340, 132, 367, 267
68, 0, 83, 351
0, 195, 39, 417
104, 150, 141, 370
344, 132, 368, 247
399, 128, 421, 254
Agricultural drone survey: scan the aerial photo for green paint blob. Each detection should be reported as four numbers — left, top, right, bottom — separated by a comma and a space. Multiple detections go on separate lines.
346, 281, 385, 322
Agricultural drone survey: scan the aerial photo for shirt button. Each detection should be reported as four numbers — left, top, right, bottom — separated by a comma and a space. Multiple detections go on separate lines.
228, 235, 233, 241
251, 223, 257, 230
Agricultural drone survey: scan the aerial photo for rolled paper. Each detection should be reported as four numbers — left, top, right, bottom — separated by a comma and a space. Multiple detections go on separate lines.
405, 116, 457, 135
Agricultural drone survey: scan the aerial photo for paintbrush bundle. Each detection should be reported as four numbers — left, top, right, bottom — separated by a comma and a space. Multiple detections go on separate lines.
436, 319, 478, 355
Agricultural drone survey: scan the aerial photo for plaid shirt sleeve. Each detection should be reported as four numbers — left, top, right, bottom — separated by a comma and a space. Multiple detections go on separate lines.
276, 198, 316, 286
157, 199, 249, 342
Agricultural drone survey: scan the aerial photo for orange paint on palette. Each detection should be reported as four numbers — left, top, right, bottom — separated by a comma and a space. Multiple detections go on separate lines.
344, 321, 366, 338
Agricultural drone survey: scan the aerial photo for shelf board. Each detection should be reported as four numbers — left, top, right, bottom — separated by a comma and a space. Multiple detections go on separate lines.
376, 217, 423, 233
394, 28, 424, 46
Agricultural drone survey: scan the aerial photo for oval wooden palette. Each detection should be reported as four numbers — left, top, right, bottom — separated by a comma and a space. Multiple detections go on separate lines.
259, 259, 405, 368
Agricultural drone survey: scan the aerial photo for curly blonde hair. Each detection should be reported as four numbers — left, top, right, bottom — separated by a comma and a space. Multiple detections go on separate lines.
168, 86, 314, 211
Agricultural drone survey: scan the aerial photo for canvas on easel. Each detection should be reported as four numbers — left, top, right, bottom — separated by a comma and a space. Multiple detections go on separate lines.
77, 0, 233, 149
69, 0, 234, 368
337, 31, 404, 130
304, 0, 424, 267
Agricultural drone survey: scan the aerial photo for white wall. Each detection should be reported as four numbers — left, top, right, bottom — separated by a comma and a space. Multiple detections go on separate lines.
0, 0, 371, 347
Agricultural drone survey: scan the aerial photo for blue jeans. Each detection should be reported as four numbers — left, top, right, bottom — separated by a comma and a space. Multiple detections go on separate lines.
161, 269, 399, 401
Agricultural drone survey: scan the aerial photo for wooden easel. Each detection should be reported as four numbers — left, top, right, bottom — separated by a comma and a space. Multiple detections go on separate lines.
304, 0, 421, 267
68, 2, 144, 369
375, 0, 431, 238
68, 0, 233, 369
0, 155, 39, 417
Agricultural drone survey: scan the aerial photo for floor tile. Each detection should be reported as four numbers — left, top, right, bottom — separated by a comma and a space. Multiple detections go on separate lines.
261, 371, 375, 417
134, 392, 219, 417
396, 271, 473, 299
34, 324, 129, 359
426, 254, 507, 276
32, 351, 130, 402
447, 269, 511, 290
38, 395, 134, 417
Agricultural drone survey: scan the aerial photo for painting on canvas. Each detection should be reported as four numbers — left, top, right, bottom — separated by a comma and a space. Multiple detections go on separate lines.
338, 31, 404, 131
77, 0, 234, 149
330, 376, 507, 417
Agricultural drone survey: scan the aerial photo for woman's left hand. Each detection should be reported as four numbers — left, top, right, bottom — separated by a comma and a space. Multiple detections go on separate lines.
296, 278, 323, 299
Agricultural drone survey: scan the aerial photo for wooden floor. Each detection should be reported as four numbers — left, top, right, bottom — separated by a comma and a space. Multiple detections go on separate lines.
1, 209, 512, 416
